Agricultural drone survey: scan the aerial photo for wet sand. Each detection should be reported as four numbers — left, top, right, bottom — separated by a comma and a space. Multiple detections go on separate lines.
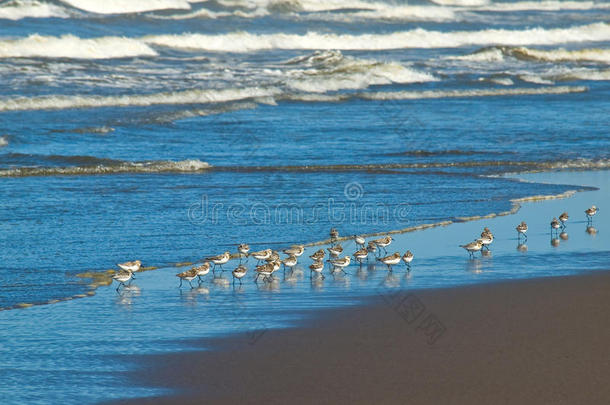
110, 270, 610, 404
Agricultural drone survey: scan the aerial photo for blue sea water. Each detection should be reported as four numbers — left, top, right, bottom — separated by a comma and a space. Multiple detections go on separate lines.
0, 0, 609, 403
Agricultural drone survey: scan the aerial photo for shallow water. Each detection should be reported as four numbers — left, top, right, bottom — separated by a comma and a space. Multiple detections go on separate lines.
1, 1, 610, 402
0, 170, 608, 404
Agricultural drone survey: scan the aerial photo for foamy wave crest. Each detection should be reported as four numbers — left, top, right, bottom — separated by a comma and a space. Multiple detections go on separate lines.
284, 50, 437, 93
0, 87, 279, 112
552, 67, 610, 81
143, 23, 610, 52
478, 1, 610, 12
60, 0, 191, 14
510, 47, 610, 63
0, 0, 70, 20
0, 34, 157, 59
0, 158, 211, 177
429, 0, 488, 6
303, 4, 456, 22
454, 45, 610, 63
0, 136, 8, 147
359, 86, 587, 100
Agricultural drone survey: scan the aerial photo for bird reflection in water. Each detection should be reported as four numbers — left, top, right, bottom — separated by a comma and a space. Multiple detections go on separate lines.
517, 242, 528, 252
467, 259, 482, 274
551, 237, 560, 247
115, 284, 141, 308
586, 226, 597, 236
560, 231, 569, 241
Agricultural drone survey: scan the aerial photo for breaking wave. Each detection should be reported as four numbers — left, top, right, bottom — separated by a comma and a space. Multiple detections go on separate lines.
358, 85, 587, 100
144, 23, 610, 52
0, 157, 211, 177
60, 0, 191, 14
0, 0, 70, 20
459, 46, 610, 63
282, 50, 437, 93
0, 34, 157, 59
0, 87, 280, 111
4, 156, 609, 178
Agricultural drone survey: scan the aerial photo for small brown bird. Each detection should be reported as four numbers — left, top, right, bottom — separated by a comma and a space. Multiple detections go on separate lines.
232, 265, 247, 285
176, 268, 198, 288
377, 252, 401, 271
329, 228, 339, 245
516, 221, 528, 241
585, 205, 598, 221
353, 248, 368, 264
328, 244, 343, 257
558, 212, 568, 228
309, 249, 325, 261
402, 251, 414, 270
309, 261, 325, 279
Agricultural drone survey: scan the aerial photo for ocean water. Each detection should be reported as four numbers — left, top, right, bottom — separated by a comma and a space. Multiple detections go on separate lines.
0, 0, 609, 403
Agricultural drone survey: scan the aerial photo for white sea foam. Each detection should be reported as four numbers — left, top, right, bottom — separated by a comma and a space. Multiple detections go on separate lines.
360, 85, 587, 100
60, 0, 192, 14
144, 23, 610, 52
0, 136, 8, 147
489, 77, 514, 86
0, 87, 280, 111
551, 67, 610, 81
429, 0, 488, 6
477, 1, 610, 12
510, 47, 610, 63
0, 34, 157, 59
0, 159, 212, 177
284, 51, 437, 92
519, 75, 555, 85
0, 0, 70, 20
454, 45, 610, 64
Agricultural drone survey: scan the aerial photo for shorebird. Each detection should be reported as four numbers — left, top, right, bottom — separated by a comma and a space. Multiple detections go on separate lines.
283, 245, 304, 257
282, 255, 297, 271
516, 221, 528, 241
372, 236, 392, 255
377, 252, 401, 271
206, 251, 230, 273
460, 240, 483, 258
479, 227, 494, 250
330, 228, 339, 244
402, 250, 414, 270
237, 243, 250, 262
254, 262, 273, 283
251, 248, 272, 264
266, 250, 281, 263
117, 260, 141, 272
232, 265, 247, 285
479, 230, 494, 250
585, 205, 598, 221
353, 248, 369, 265
309, 261, 325, 279
176, 268, 198, 288
354, 235, 366, 248
551, 217, 561, 235
113, 269, 135, 291
193, 262, 210, 281
330, 256, 351, 274
309, 249, 325, 262
328, 244, 343, 258
558, 212, 568, 229
367, 241, 378, 257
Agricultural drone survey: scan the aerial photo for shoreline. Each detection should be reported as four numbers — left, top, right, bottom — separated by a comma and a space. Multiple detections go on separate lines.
108, 270, 610, 404
1, 169, 599, 311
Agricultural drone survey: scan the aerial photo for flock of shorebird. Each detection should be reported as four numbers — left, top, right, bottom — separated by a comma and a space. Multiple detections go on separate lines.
112, 205, 598, 290
459, 205, 598, 257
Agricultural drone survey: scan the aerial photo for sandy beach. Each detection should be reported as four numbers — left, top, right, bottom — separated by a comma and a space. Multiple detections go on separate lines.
109, 270, 610, 404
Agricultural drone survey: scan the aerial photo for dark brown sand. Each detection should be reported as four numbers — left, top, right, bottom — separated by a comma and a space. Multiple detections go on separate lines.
111, 272, 610, 405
